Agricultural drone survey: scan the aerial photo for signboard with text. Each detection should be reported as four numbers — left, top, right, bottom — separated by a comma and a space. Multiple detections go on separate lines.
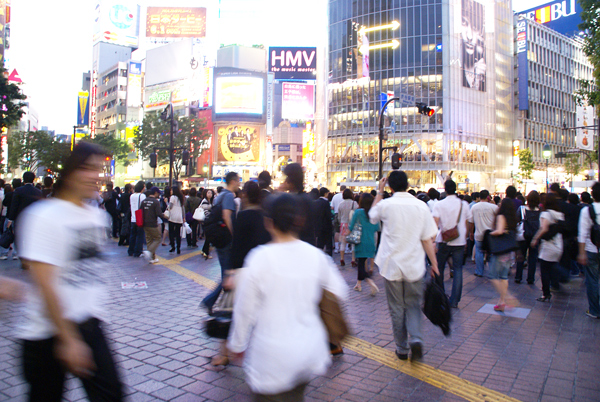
517, 0, 582, 36
146, 7, 206, 38
93, 1, 139, 48
216, 124, 261, 163
282, 82, 315, 121
268, 47, 317, 80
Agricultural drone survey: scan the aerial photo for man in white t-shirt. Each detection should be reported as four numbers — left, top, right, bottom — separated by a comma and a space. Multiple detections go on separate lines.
432, 179, 473, 308
330, 185, 346, 252
128, 181, 146, 257
577, 182, 600, 319
468, 189, 497, 277
370, 171, 439, 361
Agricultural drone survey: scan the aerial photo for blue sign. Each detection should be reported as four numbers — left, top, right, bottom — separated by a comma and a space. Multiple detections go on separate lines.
517, 0, 583, 37
517, 19, 529, 111
278, 144, 291, 152
436, 44, 442, 52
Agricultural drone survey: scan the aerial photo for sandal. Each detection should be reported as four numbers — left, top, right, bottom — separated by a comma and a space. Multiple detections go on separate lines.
353, 284, 362, 292
351, 260, 357, 267
536, 295, 552, 302
211, 355, 230, 366
493, 304, 505, 312
340, 260, 345, 267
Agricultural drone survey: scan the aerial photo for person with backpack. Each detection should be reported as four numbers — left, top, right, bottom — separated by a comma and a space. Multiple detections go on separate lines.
577, 182, 600, 319
531, 193, 564, 303
469, 190, 497, 278
515, 191, 541, 284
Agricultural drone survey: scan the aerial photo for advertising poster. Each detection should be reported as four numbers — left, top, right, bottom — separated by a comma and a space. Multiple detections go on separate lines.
146, 7, 206, 38
461, 0, 486, 92
214, 76, 264, 115
576, 102, 595, 151
77, 91, 89, 126
282, 83, 315, 121
517, 0, 582, 36
216, 124, 260, 163
516, 19, 529, 110
93, 1, 139, 48
127, 61, 142, 108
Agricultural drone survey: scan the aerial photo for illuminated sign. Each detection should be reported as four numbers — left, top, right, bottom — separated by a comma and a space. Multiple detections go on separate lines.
144, 82, 188, 109
77, 91, 89, 126
576, 102, 595, 151
213, 70, 266, 122
282, 82, 315, 121
302, 122, 315, 167
93, 1, 139, 48
516, 20, 527, 54
1, 131, 7, 173
127, 61, 142, 108
90, 72, 98, 137
202, 67, 212, 108
269, 47, 317, 80
216, 124, 261, 163
146, 7, 206, 38
517, 0, 582, 36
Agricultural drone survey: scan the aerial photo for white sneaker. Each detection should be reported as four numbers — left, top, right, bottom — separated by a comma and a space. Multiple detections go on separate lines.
12, 255, 18, 260
149, 258, 159, 264
0, 256, 7, 260
142, 251, 152, 261
334, 248, 340, 254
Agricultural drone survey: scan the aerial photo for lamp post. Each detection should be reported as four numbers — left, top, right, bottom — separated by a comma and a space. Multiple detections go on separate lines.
542, 143, 552, 193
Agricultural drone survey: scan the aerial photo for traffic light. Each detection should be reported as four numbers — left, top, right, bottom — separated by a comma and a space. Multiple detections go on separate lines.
149, 153, 157, 168
160, 105, 170, 122
416, 102, 435, 117
181, 150, 189, 166
391, 152, 403, 170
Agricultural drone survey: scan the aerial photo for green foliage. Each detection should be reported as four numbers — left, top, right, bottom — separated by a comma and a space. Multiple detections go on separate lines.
518, 149, 534, 180
0, 65, 27, 130
576, 0, 600, 109
81, 133, 132, 167
564, 153, 582, 181
7, 131, 70, 174
133, 112, 209, 181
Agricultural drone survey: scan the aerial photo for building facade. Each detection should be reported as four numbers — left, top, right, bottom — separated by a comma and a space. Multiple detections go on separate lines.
514, 15, 595, 188
328, 0, 514, 191
96, 61, 129, 139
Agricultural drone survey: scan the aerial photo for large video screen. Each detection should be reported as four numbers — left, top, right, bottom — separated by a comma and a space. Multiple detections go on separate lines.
213, 69, 266, 122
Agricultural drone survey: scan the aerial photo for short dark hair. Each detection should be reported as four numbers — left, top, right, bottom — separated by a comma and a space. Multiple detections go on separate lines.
134, 181, 145, 193
544, 193, 561, 212
225, 172, 239, 185
526, 190, 540, 209
581, 191, 592, 204
568, 193, 579, 205
471, 192, 480, 200
43, 176, 53, 188
550, 183, 561, 194
592, 183, 600, 203
243, 181, 261, 205
189, 187, 197, 197
428, 188, 440, 200
309, 188, 319, 200
124, 183, 133, 193
106, 183, 114, 190
342, 188, 353, 200
319, 187, 329, 197
340, 185, 346, 191
146, 182, 153, 190
22, 171, 35, 184
479, 189, 490, 200
258, 171, 271, 189
444, 179, 457, 195
505, 186, 517, 199
559, 188, 569, 201
264, 193, 303, 234
0, 179, 4, 188
12, 178, 21, 189
408, 189, 416, 197
387, 171, 408, 192
283, 163, 304, 192
370, 190, 377, 197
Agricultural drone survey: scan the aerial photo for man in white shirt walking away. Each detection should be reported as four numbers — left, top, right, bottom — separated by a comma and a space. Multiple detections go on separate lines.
370, 171, 439, 361
432, 179, 473, 308
469, 189, 497, 277
331, 185, 346, 253
577, 182, 600, 319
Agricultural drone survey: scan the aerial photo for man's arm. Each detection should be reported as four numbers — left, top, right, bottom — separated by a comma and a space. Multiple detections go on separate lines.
155, 199, 166, 220
7, 190, 19, 222
421, 238, 439, 277
223, 209, 233, 234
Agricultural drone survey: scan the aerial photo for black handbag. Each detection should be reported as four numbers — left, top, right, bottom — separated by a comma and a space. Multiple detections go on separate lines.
0, 226, 14, 249
423, 275, 451, 336
204, 290, 234, 339
484, 230, 518, 255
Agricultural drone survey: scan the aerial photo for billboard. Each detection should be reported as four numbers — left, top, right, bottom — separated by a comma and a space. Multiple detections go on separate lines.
77, 91, 90, 126
90, 72, 98, 137
282, 82, 315, 121
461, 0, 486, 92
576, 102, 595, 151
145, 38, 193, 87
268, 47, 317, 80
517, 19, 529, 111
213, 68, 266, 122
517, 0, 582, 36
144, 81, 188, 110
127, 61, 142, 108
216, 124, 261, 163
146, 7, 206, 38
93, 1, 139, 49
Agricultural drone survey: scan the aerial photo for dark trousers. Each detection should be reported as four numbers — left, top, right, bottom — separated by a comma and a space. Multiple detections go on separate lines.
540, 259, 559, 297
109, 212, 120, 238
128, 223, 145, 256
22, 318, 123, 402
202, 243, 232, 309
357, 257, 371, 281
516, 241, 538, 283
436, 243, 465, 307
187, 221, 198, 246
202, 237, 211, 256
316, 231, 333, 256
169, 222, 182, 251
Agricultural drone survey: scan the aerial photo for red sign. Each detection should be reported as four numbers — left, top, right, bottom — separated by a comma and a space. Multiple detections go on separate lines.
90, 72, 98, 137
196, 109, 213, 176
7, 69, 22, 83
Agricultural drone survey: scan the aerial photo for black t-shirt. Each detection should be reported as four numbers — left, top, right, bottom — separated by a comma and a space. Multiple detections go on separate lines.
231, 209, 271, 269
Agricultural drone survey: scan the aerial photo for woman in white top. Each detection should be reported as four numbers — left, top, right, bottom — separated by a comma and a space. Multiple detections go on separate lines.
531, 193, 564, 302
337, 188, 358, 267
200, 189, 214, 259
168, 186, 185, 254
228, 193, 347, 400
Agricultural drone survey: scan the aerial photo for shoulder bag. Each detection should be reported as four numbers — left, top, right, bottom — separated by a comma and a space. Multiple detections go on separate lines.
193, 207, 206, 222
203, 199, 232, 248
484, 229, 518, 255
441, 201, 462, 242
134, 195, 144, 227
516, 206, 525, 241
345, 210, 362, 245
319, 289, 350, 346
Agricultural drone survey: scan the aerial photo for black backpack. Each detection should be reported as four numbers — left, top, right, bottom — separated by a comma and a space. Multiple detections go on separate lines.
541, 214, 569, 241
203, 201, 232, 249
423, 276, 451, 336
588, 206, 600, 249
522, 208, 541, 243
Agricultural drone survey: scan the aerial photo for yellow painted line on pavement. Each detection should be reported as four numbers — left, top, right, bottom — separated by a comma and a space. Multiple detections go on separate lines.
160, 250, 205, 265
342, 336, 520, 402
159, 262, 519, 402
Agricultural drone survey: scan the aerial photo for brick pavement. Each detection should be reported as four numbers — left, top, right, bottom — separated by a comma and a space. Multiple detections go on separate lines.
0, 239, 599, 402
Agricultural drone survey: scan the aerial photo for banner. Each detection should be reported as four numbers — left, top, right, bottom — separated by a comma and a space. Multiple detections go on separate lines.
216, 124, 260, 163
576, 102, 595, 151
146, 7, 206, 38
461, 0, 486, 92
77, 91, 90, 126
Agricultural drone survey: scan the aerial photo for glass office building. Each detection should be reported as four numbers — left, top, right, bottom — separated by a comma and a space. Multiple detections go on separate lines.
328, 0, 514, 191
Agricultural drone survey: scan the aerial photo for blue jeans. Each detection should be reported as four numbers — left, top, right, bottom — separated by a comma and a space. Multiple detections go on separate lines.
202, 243, 232, 310
516, 241, 538, 283
436, 243, 464, 307
475, 240, 486, 276
127, 223, 145, 257
585, 252, 600, 316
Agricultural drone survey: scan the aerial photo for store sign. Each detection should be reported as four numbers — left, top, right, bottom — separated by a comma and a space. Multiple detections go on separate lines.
576, 102, 595, 151
517, 19, 529, 111
282, 82, 315, 121
145, 84, 187, 109
93, 1, 139, 48
90, 72, 98, 137
268, 47, 317, 80
146, 7, 206, 38
1, 132, 7, 173
517, 0, 582, 36
127, 61, 142, 108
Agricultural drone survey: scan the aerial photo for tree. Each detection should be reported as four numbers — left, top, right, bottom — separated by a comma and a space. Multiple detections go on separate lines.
81, 133, 132, 167
133, 112, 209, 181
7, 130, 72, 175
575, 0, 600, 109
564, 153, 582, 183
0, 65, 27, 131
518, 149, 534, 180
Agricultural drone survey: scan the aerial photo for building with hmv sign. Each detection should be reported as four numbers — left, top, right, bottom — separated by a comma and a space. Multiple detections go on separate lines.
327, 0, 514, 191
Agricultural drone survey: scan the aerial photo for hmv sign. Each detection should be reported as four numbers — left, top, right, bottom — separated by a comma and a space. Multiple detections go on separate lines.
269, 47, 317, 80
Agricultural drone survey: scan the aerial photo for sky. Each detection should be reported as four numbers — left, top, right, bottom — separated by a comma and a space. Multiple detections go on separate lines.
6, 0, 553, 135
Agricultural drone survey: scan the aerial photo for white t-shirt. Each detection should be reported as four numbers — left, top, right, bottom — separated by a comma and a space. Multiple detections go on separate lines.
168, 195, 184, 223
331, 192, 344, 213
539, 210, 564, 262
578, 203, 600, 253
469, 201, 498, 242
130, 192, 146, 223
228, 240, 347, 394
17, 198, 110, 340
432, 195, 473, 246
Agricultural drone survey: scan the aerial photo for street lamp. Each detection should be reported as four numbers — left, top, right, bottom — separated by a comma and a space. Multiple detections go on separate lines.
203, 163, 208, 177
543, 143, 552, 193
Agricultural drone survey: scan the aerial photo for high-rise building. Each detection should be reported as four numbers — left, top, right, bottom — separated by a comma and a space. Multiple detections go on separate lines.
96, 61, 129, 138
327, 0, 514, 191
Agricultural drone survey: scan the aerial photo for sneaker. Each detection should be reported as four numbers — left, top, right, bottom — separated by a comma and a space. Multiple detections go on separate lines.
334, 248, 340, 254
395, 350, 408, 361
142, 251, 152, 261
149, 258, 159, 264
585, 311, 600, 319
12, 255, 18, 260
0, 256, 7, 260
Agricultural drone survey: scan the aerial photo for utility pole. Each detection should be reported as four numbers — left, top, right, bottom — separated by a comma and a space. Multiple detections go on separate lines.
169, 103, 174, 188
378, 97, 399, 180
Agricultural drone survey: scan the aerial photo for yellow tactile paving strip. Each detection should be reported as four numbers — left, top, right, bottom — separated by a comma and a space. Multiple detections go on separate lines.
158, 255, 520, 402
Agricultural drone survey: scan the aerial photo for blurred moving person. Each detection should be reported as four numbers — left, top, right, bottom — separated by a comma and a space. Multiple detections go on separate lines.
128, 181, 146, 257
17, 142, 123, 402
142, 187, 167, 264
349, 193, 379, 295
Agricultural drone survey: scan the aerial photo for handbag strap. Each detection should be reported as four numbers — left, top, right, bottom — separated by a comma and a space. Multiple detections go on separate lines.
455, 200, 462, 226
